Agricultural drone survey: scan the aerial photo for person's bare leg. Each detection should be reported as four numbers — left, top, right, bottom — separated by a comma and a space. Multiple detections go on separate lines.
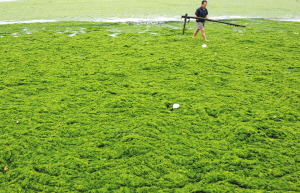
193, 28, 200, 38
201, 28, 208, 41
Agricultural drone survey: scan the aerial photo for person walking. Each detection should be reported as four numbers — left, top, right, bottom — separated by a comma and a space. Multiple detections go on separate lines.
193, 1, 212, 41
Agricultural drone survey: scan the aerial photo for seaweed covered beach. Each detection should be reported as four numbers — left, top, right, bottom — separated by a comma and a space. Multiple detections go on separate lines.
0, 19, 300, 192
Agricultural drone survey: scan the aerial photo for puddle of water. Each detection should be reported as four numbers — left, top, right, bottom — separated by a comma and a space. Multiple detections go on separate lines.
22, 28, 32, 34
139, 30, 149, 34
79, 28, 86, 33
67, 31, 77, 37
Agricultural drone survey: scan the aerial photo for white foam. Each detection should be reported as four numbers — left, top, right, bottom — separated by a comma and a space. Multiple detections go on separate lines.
91, 16, 261, 23
93, 17, 182, 23
0, 16, 299, 25
0, 19, 57, 25
80, 16, 261, 23
0, 17, 249, 25
96, 16, 300, 23
269, 18, 300, 22
212, 16, 255, 20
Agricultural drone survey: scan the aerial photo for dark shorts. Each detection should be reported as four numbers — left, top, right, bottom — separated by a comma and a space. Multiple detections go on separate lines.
197, 22, 205, 29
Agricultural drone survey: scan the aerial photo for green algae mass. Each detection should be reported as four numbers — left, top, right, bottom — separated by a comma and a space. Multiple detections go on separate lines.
0, 19, 300, 192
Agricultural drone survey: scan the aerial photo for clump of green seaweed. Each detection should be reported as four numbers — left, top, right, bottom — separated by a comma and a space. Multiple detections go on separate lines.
0, 19, 300, 192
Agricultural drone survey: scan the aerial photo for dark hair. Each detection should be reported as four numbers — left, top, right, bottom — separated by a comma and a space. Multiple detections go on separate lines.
202, 1, 207, 4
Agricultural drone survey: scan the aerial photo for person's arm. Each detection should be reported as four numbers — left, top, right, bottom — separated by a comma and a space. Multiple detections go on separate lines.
195, 14, 199, 22
206, 15, 213, 21
206, 10, 212, 21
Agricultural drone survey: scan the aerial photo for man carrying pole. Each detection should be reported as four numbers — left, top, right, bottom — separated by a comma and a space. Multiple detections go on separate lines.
193, 1, 212, 41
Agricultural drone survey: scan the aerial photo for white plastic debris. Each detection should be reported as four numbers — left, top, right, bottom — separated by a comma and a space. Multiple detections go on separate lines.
202, 44, 207, 48
173, 104, 180, 109
273, 116, 277, 118
109, 33, 118, 37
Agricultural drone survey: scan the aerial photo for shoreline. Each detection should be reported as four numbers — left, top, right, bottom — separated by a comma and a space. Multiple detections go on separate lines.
0, 17, 299, 25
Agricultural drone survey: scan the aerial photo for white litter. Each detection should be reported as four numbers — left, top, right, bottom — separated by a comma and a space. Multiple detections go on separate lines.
173, 104, 180, 109
273, 116, 276, 118
202, 44, 207, 48
109, 33, 118, 37
67, 33, 76, 37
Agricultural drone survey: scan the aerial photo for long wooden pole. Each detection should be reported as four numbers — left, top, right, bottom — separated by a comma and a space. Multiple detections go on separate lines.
181, 15, 246, 28
183, 13, 188, 35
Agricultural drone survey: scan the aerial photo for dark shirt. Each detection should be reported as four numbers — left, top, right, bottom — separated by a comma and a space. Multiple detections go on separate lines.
195, 7, 208, 22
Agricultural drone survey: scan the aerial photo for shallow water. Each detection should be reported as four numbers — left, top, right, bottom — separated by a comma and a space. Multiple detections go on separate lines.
0, 0, 299, 23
